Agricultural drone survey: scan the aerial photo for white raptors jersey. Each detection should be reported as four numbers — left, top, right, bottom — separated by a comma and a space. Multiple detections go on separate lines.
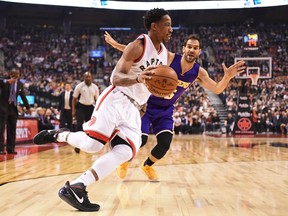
111, 34, 168, 106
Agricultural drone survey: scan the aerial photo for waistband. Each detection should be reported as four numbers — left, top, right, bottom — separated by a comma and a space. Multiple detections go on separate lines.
78, 103, 94, 107
118, 90, 144, 111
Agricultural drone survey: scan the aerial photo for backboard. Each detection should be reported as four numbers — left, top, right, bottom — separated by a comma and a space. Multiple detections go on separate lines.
234, 57, 272, 79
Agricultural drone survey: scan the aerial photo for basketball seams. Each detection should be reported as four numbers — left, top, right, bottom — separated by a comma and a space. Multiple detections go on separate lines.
145, 65, 178, 97
150, 74, 178, 82
146, 77, 177, 91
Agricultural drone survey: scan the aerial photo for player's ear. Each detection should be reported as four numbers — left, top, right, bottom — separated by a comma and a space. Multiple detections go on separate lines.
151, 22, 157, 31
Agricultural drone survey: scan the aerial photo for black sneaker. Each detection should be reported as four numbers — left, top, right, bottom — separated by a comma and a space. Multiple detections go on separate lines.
74, 148, 80, 153
58, 181, 100, 212
33, 128, 69, 145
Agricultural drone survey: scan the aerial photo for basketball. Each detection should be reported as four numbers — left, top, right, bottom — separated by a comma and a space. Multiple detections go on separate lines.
145, 65, 178, 97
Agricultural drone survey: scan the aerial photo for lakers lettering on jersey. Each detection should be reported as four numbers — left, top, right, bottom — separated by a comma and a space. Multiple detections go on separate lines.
148, 54, 200, 107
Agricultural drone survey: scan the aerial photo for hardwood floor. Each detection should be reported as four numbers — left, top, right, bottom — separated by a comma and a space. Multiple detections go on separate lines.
0, 134, 288, 216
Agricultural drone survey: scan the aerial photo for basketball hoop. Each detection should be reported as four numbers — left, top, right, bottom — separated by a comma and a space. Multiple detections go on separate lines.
249, 74, 259, 86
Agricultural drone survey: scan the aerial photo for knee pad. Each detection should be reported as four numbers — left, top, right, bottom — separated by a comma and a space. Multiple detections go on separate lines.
80, 135, 105, 153
112, 144, 133, 163
110, 131, 136, 159
151, 132, 173, 160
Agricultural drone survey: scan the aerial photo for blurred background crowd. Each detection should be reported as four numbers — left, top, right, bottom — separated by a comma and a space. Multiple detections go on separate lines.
0, 3, 287, 135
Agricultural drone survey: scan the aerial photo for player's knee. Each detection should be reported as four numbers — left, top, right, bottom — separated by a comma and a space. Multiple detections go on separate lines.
110, 132, 134, 161
112, 144, 133, 162
80, 136, 104, 153
151, 132, 173, 159
157, 132, 173, 151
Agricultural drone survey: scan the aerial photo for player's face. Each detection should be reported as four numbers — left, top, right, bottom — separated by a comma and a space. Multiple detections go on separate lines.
182, 39, 201, 63
154, 15, 173, 43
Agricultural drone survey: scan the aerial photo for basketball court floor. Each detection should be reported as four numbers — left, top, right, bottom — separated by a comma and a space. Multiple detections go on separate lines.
0, 133, 287, 216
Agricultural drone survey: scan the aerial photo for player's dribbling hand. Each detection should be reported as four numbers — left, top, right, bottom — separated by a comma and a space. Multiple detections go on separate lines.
136, 66, 156, 83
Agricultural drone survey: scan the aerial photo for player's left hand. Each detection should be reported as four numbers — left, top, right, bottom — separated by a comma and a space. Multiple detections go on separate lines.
104, 31, 117, 47
222, 60, 246, 79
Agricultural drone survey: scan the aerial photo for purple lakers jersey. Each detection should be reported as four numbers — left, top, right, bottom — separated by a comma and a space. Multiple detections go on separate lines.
141, 54, 200, 135
148, 54, 200, 107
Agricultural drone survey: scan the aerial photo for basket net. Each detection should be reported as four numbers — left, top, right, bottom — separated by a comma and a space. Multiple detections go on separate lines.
249, 74, 259, 86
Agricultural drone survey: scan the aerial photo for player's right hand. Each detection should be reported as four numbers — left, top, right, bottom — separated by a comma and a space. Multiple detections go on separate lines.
137, 66, 156, 83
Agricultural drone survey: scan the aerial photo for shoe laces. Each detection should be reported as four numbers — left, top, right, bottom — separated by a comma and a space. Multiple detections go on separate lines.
121, 162, 129, 168
71, 184, 88, 197
144, 165, 156, 177
44, 130, 56, 142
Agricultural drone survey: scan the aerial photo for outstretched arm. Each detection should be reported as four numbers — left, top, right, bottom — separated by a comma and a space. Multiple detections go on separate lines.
104, 31, 175, 65
104, 31, 126, 52
110, 39, 155, 86
196, 60, 246, 94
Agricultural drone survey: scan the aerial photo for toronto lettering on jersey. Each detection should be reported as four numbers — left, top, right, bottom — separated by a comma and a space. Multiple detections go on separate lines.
139, 58, 163, 71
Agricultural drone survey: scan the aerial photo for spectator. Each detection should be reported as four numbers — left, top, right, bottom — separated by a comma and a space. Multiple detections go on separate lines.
224, 112, 235, 134
58, 82, 74, 131
0, 68, 31, 155
37, 107, 55, 131
211, 111, 221, 131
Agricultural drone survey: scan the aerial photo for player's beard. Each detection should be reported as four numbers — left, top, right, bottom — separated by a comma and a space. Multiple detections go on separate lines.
184, 54, 196, 63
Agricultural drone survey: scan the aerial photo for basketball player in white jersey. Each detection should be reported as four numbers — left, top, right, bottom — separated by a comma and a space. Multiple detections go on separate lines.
104, 31, 246, 182
33, 8, 173, 212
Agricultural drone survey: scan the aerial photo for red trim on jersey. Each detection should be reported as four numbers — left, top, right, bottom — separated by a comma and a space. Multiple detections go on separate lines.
158, 44, 164, 55
110, 129, 120, 140
127, 138, 136, 158
95, 86, 115, 111
134, 35, 146, 63
84, 130, 110, 143
109, 129, 137, 159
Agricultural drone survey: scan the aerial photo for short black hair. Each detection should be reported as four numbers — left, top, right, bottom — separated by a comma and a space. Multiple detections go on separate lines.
183, 34, 202, 49
143, 8, 169, 30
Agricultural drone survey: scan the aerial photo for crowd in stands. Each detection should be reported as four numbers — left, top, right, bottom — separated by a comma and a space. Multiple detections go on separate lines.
0, 20, 287, 135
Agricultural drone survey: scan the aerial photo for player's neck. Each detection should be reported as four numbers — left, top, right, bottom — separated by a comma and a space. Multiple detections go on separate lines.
181, 61, 195, 75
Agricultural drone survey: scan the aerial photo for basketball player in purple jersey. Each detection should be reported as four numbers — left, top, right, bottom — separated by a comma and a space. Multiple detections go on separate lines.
104, 32, 246, 181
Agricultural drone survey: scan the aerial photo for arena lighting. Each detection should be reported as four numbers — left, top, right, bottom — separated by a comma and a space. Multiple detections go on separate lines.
99, 26, 180, 30
1, 0, 288, 10
99, 27, 132, 30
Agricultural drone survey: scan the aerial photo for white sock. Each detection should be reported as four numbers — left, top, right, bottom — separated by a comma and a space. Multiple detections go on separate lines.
56, 131, 70, 142
71, 170, 95, 186
57, 131, 104, 153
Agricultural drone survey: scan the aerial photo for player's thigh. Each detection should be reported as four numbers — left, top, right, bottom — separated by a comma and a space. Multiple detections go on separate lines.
141, 113, 152, 135
152, 115, 174, 135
